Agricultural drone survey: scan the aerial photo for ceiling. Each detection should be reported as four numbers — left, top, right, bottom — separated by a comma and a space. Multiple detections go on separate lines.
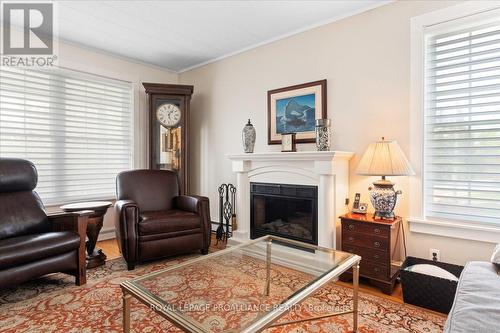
39, 1, 389, 73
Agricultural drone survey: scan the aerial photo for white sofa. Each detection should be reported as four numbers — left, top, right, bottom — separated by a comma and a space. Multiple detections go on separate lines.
444, 261, 500, 333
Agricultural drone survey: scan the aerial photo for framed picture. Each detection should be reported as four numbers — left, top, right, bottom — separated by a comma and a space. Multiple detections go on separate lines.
267, 79, 326, 145
281, 133, 296, 152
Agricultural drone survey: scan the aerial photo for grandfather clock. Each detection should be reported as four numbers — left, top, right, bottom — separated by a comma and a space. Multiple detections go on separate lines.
143, 83, 193, 194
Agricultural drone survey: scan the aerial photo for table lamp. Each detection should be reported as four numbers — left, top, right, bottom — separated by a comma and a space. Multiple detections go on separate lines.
356, 137, 415, 219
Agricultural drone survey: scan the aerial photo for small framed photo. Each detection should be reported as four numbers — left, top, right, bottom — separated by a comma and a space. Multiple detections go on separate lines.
281, 133, 296, 152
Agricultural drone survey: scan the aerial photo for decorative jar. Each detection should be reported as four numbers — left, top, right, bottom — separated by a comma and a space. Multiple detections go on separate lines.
315, 119, 331, 151
242, 119, 256, 153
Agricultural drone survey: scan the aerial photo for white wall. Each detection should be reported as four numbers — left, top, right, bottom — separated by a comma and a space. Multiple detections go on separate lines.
179, 0, 497, 264
46, 40, 178, 238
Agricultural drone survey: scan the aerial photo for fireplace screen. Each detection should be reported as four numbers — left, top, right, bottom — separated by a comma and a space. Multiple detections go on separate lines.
250, 182, 318, 245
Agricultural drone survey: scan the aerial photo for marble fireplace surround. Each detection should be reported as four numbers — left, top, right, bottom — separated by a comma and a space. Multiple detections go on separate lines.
226, 151, 354, 250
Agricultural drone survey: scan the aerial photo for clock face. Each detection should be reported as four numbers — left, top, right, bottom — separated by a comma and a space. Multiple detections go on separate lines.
156, 103, 181, 127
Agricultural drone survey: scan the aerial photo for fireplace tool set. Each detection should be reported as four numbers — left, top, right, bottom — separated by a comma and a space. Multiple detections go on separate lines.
216, 183, 237, 244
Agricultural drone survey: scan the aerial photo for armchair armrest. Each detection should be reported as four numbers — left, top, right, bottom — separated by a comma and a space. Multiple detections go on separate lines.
114, 199, 139, 269
49, 210, 93, 232
174, 195, 202, 214
48, 210, 90, 285
115, 199, 138, 211
175, 195, 211, 250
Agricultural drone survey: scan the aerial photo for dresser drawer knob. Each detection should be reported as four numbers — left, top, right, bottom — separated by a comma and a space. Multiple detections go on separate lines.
374, 241, 381, 248
348, 224, 355, 230
374, 228, 381, 234
348, 236, 354, 242
347, 249, 353, 253
374, 267, 380, 272
373, 254, 380, 259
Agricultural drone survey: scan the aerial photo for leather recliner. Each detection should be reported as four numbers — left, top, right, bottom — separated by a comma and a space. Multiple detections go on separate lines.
115, 169, 211, 270
0, 158, 89, 289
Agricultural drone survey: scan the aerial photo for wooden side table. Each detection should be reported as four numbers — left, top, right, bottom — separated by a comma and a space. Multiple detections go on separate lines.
60, 201, 112, 269
339, 213, 401, 294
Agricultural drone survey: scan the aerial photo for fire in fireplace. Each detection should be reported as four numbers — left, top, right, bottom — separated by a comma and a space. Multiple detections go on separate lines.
250, 182, 318, 245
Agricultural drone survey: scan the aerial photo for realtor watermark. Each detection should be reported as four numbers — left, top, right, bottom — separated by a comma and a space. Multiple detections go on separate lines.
150, 302, 350, 314
1, 0, 58, 67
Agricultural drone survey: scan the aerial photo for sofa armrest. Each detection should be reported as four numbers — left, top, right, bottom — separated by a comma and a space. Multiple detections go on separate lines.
114, 199, 139, 267
48, 211, 91, 285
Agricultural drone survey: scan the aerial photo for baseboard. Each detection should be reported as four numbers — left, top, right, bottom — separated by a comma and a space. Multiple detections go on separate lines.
98, 228, 116, 241
211, 220, 232, 232
98, 223, 225, 242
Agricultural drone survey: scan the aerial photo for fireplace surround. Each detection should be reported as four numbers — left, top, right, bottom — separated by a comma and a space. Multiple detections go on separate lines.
227, 151, 353, 249
250, 182, 318, 245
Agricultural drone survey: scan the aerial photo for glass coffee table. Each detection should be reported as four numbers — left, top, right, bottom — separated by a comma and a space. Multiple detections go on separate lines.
121, 235, 361, 333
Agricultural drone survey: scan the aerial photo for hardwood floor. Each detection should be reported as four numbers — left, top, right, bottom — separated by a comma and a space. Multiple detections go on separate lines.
97, 238, 122, 260
96, 236, 403, 302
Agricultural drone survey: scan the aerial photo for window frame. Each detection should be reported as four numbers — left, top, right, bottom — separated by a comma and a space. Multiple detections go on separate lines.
409, 1, 500, 243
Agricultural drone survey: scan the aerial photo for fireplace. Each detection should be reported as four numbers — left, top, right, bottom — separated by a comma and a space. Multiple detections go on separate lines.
250, 182, 318, 245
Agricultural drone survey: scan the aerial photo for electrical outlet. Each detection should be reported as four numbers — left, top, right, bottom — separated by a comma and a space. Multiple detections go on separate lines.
429, 248, 440, 261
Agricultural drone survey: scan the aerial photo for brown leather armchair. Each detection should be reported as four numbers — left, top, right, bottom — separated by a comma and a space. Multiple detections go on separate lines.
115, 169, 211, 270
0, 158, 89, 289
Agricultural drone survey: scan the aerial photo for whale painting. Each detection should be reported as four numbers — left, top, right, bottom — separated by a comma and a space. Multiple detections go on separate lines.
267, 79, 326, 145
276, 94, 316, 134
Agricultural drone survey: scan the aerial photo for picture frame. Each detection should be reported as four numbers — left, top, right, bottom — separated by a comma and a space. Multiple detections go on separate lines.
267, 79, 327, 145
281, 133, 296, 152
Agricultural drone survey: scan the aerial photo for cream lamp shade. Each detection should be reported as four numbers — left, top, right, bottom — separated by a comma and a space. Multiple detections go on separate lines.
356, 138, 415, 176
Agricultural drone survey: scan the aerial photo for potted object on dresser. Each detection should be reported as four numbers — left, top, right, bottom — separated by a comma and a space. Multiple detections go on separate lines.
356, 137, 415, 219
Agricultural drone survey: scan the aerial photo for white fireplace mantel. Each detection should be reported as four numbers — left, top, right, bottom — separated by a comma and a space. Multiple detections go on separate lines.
226, 151, 354, 249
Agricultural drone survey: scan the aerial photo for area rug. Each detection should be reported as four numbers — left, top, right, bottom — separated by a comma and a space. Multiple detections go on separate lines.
0, 253, 446, 333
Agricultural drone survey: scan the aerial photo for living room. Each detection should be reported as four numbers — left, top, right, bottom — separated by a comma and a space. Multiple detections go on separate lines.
0, 0, 499, 332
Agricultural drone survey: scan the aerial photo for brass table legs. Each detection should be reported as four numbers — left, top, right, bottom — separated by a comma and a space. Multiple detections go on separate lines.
123, 292, 131, 333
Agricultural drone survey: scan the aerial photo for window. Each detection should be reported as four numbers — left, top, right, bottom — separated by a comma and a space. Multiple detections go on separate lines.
424, 20, 500, 225
0, 67, 133, 205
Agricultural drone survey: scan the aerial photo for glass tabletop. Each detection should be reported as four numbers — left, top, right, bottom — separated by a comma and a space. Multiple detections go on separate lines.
124, 236, 357, 333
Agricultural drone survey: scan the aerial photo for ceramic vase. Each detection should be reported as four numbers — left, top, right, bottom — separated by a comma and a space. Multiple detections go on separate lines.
368, 179, 402, 219
242, 119, 256, 153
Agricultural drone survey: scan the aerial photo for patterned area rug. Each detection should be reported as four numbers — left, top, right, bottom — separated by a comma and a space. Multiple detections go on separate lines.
0, 253, 446, 333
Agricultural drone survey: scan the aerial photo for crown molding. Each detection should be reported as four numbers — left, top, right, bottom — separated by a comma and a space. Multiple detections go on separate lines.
177, 0, 393, 74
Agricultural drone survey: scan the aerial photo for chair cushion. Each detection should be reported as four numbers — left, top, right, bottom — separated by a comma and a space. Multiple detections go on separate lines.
139, 210, 201, 236
0, 232, 80, 270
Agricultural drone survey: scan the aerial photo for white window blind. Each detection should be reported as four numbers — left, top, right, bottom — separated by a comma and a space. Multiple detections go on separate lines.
424, 20, 500, 225
0, 67, 133, 205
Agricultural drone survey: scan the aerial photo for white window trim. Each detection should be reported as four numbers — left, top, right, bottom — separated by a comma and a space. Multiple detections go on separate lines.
409, 0, 500, 243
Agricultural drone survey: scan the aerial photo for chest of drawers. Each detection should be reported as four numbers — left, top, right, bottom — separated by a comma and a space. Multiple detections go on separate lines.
340, 213, 401, 294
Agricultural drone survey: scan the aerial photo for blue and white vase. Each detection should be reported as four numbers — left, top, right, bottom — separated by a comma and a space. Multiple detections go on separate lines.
369, 179, 402, 219
242, 119, 256, 153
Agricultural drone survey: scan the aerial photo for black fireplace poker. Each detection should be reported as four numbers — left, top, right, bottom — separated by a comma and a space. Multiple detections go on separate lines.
216, 183, 236, 244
